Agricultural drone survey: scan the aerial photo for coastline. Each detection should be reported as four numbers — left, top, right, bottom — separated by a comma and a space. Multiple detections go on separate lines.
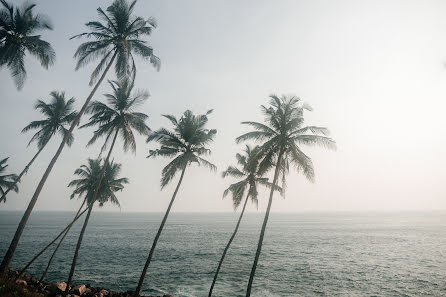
0, 267, 171, 297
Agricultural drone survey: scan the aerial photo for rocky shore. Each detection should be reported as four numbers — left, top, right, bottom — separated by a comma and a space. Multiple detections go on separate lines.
0, 268, 172, 297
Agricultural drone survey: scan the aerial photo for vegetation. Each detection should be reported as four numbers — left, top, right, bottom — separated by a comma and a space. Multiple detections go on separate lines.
135, 110, 217, 296
0, 1, 338, 296
66, 158, 128, 290
0, 0, 159, 276
0, 0, 55, 90
208, 145, 280, 297
0, 92, 78, 203
0, 158, 18, 200
236, 95, 336, 296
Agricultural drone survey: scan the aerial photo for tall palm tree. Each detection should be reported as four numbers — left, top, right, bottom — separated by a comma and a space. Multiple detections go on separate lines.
236, 95, 336, 296
0, 157, 18, 199
0, 0, 55, 90
0, 0, 159, 275
66, 158, 128, 290
208, 145, 280, 297
134, 110, 217, 296
0, 92, 78, 204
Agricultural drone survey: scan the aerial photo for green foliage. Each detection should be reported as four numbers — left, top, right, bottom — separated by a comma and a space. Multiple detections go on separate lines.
147, 110, 217, 188
81, 77, 150, 153
22, 91, 78, 149
71, 0, 160, 86
69, 158, 128, 207
0, 0, 55, 89
0, 157, 18, 201
222, 145, 280, 210
237, 94, 336, 190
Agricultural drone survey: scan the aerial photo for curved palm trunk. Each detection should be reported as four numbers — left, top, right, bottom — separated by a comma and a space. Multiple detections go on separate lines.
208, 192, 250, 297
245, 150, 283, 297
0, 51, 117, 276
66, 204, 93, 290
0, 143, 47, 204
17, 205, 88, 279
40, 199, 87, 282
134, 167, 187, 297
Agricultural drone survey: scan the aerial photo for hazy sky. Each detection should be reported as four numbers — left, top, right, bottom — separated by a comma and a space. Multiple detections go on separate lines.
1, 0, 445, 213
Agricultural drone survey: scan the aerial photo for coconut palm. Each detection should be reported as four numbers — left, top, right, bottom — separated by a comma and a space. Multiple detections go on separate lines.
66, 158, 128, 290
208, 145, 280, 297
0, 0, 159, 275
0, 157, 18, 199
0, 92, 78, 204
134, 110, 217, 296
236, 95, 336, 296
0, 0, 55, 89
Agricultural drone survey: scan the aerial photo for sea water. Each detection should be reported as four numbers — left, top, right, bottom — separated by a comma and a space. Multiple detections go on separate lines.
1, 211, 445, 297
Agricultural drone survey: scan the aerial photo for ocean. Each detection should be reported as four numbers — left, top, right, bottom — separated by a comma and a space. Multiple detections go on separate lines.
1, 211, 445, 297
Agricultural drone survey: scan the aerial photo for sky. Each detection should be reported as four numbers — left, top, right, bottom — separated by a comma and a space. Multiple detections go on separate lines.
1, 0, 446, 213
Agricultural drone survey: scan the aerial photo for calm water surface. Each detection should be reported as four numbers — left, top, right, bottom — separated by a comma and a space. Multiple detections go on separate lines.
1, 211, 445, 296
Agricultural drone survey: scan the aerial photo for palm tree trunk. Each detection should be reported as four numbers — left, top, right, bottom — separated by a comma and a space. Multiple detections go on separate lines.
17, 205, 88, 279
40, 199, 87, 282
208, 192, 250, 297
66, 204, 93, 290
0, 51, 118, 276
245, 150, 284, 297
0, 142, 47, 204
134, 167, 187, 297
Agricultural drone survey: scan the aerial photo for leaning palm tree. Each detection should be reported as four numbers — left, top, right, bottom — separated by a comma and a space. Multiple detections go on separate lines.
236, 95, 336, 297
134, 110, 217, 296
0, 157, 18, 199
66, 158, 128, 290
0, 0, 55, 89
208, 145, 280, 297
0, 92, 78, 204
0, 0, 159, 275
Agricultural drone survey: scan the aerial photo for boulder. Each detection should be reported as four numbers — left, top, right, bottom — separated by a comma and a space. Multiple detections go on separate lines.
56, 282, 67, 292
15, 279, 27, 286
72, 284, 87, 295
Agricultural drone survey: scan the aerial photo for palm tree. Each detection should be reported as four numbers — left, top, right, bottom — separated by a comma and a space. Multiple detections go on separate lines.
134, 110, 217, 296
0, 0, 159, 275
236, 95, 336, 296
208, 145, 280, 297
0, 92, 78, 204
66, 158, 128, 290
0, 0, 55, 90
0, 157, 18, 199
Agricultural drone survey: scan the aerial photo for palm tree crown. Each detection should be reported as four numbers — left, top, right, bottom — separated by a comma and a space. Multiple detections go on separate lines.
237, 95, 336, 187
222, 145, 278, 209
81, 77, 150, 153
0, 157, 18, 200
71, 0, 160, 86
69, 158, 128, 207
147, 110, 217, 188
22, 91, 78, 149
0, 0, 55, 89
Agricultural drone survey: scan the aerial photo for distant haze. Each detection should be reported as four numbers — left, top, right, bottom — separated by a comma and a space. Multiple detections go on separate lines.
1, 0, 445, 213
